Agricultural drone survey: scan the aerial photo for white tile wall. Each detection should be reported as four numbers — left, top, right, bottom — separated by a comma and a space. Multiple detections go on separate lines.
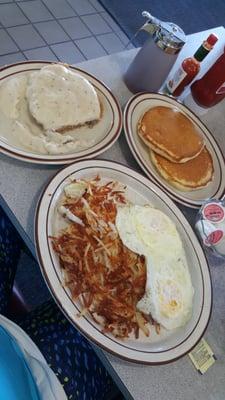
76, 36, 107, 58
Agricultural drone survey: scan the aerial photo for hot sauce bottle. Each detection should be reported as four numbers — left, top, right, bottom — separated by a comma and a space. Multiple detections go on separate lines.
166, 34, 218, 97
191, 47, 225, 107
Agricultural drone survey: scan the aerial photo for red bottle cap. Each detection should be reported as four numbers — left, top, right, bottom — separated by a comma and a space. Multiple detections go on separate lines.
206, 34, 218, 46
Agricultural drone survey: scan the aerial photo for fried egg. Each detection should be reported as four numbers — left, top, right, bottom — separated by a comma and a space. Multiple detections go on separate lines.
26, 64, 101, 132
115, 205, 194, 330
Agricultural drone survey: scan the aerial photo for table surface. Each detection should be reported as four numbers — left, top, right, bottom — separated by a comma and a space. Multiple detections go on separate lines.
1, 27, 225, 400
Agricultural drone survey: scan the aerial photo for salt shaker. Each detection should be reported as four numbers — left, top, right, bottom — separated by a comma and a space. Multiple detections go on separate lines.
124, 11, 186, 93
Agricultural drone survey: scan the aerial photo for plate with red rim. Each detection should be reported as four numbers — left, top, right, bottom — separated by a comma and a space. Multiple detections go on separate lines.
35, 159, 212, 364
0, 61, 122, 165
123, 92, 225, 209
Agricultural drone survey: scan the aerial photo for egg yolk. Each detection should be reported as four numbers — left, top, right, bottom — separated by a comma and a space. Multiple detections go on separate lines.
159, 279, 182, 318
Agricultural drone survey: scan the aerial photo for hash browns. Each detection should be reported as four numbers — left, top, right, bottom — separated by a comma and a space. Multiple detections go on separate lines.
52, 176, 159, 339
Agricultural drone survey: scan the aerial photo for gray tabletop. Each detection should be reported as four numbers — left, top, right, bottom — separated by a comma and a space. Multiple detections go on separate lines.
0, 27, 225, 400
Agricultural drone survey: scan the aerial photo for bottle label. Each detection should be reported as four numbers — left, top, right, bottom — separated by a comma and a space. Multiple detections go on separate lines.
216, 82, 225, 95
167, 66, 187, 93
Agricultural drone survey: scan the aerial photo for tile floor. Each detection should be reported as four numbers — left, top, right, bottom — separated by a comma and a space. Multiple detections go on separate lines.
0, 0, 133, 66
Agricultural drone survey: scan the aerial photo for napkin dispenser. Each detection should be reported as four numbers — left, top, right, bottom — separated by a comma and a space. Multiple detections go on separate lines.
124, 11, 186, 93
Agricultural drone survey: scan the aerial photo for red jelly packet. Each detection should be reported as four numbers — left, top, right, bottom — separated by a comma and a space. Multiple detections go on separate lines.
195, 199, 225, 257
204, 229, 224, 246
202, 202, 225, 223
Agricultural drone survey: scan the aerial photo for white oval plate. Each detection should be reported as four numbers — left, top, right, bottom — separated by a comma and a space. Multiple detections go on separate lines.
123, 92, 225, 208
35, 159, 212, 364
0, 61, 122, 165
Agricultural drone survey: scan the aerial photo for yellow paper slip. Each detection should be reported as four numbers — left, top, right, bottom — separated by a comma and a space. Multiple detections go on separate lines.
188, 339, 216, 374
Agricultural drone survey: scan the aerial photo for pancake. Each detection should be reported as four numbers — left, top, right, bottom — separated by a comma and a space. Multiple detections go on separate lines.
26, 64, 101, 133
150, 147, 214, 191
138, 106, 204, 163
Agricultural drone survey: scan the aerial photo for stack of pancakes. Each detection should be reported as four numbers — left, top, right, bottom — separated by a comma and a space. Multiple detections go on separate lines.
138, 106, 214, 191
